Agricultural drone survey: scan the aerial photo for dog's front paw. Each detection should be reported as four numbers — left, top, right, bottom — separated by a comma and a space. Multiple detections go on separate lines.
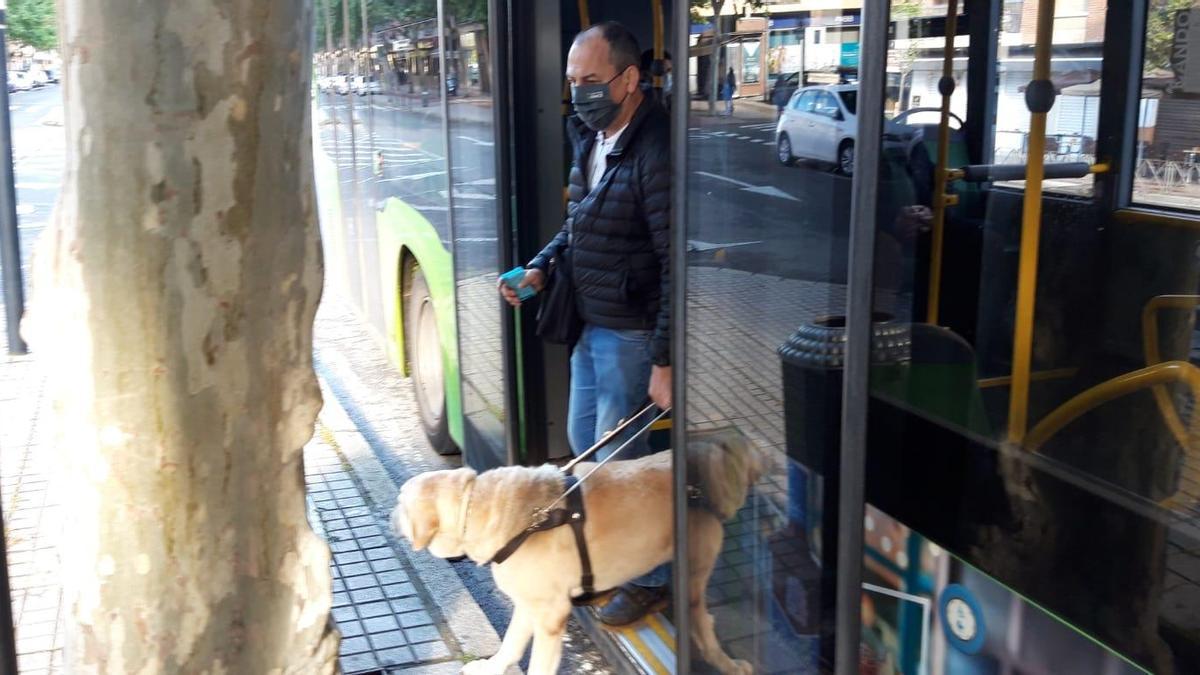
461, 657, 504, 675
723, 659, 754, 675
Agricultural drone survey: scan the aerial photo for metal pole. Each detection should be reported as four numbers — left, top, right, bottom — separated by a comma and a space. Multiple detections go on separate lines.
0, 497, 18, 675
833, 0, 888, 672
0, 6, 28, 355
670, 0, 692, 670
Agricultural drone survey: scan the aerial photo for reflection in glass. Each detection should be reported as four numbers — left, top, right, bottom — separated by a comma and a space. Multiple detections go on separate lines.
862, 1, 1200, 672
685, 7, 854, 667
448, 11, 508, 463
1132, 1, 1200, 212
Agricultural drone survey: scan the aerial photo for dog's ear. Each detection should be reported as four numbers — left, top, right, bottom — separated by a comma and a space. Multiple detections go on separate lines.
393, 479, 440, 551
407, 489, 440, 551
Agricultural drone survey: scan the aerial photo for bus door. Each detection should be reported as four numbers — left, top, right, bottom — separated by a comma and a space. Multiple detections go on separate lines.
855, 0, 1200, 673
672, 0, 1200, 674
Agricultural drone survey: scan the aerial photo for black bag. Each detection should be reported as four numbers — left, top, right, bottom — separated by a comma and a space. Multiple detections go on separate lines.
536, 248, 583, 346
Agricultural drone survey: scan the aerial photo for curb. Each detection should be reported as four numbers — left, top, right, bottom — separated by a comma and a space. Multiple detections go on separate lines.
315, 375, 520, 674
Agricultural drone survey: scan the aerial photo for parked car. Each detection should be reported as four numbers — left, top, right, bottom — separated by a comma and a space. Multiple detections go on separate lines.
774, 84, 920, 176
7, 71, 32, 92
27, 69, 49, 88
334, 76, 352, 95
43, 68, 60, 84
353, 75, 381, 96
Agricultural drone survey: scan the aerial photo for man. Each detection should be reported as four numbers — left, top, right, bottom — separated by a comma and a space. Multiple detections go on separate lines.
498, 21, 672, 626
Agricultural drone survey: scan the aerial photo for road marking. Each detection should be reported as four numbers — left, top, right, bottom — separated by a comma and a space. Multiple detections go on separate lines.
391, 170, 445, 181
438, 190, 494, 201
694, 171, 754, 188
688, 239, 762, 251
456, 135, 494, 147
693, 171, 800, 201
736, 135, 750, 140
741, 185, 800, 201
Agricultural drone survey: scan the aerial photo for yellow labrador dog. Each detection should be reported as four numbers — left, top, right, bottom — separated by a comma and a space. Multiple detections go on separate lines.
391, 428, 763, 675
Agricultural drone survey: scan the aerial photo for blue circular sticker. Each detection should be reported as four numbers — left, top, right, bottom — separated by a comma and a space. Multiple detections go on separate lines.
940, 584, 986, 655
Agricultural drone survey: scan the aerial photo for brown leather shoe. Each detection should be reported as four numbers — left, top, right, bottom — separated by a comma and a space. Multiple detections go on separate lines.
597, 583, 670, 627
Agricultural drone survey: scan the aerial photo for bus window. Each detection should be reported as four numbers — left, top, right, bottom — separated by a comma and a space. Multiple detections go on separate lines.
990, 1, 1108, 197
1131, 2, 1200, 213
858, 1, 1200, 672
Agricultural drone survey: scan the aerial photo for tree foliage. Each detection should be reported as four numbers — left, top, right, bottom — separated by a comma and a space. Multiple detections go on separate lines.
315, 0, 488, 49
1145, 0, 1198, 71
8, 0, 58, 51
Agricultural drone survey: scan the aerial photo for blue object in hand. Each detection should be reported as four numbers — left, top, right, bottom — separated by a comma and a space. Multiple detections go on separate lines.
501, 266, 537, 301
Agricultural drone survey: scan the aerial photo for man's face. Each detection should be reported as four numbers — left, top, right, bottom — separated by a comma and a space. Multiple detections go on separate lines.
566, 35, 638, 103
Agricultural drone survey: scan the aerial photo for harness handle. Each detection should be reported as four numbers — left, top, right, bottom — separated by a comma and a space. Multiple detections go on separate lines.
562, 397, 658, 473
544, 405, 672, 515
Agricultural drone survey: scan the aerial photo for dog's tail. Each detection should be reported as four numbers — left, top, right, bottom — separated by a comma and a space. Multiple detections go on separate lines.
685, 427, 766, 521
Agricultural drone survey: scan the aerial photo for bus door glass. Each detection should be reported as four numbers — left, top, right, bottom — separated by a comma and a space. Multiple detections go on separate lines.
858, 1, 1200, 673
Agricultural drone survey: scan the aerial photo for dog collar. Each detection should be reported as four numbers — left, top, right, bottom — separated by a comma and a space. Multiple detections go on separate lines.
457, 479, 475, 544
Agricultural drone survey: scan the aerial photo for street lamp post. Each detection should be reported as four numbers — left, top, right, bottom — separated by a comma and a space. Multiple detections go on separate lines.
0, 2, 29, 355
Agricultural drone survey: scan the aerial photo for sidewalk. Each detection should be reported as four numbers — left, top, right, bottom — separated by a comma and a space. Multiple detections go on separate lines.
0, 292, 522, 675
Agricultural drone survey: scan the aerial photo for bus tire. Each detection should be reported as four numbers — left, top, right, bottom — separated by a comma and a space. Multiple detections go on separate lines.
405, 262, 455, 454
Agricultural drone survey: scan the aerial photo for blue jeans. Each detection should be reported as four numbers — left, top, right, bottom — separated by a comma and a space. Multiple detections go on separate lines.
568, 324, 670, 588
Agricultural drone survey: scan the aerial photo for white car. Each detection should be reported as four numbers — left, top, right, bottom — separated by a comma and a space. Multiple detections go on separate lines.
775, 84, 918, 176
7, 71, 32, 92
352, 75, 381, 96
28, 69, 49, 88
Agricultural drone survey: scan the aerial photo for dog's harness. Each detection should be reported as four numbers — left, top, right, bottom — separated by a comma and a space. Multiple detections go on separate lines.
488, 473, 597, 595
483, 401, 672, 601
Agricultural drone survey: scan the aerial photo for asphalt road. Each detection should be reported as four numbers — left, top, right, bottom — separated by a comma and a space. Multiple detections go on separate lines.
5, 84, 63, 301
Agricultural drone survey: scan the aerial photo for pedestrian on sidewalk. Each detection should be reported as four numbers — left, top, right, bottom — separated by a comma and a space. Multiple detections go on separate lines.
497, 20, 673, 628
722, 67, 736, 116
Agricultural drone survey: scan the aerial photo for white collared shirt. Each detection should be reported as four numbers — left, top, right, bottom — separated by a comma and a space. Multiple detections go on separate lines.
587, 124, 628, 192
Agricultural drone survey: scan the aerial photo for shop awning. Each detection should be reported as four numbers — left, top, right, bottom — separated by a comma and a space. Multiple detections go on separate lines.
687, 30, 766, 58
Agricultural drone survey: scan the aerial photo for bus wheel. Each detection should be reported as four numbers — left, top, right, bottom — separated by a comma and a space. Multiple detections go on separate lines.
405, 263, 454, 454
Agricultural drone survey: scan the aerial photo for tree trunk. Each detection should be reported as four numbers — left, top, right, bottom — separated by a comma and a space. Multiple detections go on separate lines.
27, 0, 339, 671
323, 0, 336, 58
709, 0, 726, 115
359, 0, 370, 51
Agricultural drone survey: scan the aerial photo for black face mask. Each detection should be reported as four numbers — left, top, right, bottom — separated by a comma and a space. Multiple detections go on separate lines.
571, 67, 631, 131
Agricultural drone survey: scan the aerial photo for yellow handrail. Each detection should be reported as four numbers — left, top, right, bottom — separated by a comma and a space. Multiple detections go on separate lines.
924, 0, 958, 326
1007, 0, 1056, 444
578, 0, 591, 29
561, 0, 593, 116
977, 367, 1077, 389
652, 0, 664, 89
1142, 295, 1200, 451
1025, 361, 1200, 466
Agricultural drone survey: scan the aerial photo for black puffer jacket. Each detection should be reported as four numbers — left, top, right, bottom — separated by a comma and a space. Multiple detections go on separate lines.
528, 97, 671, 366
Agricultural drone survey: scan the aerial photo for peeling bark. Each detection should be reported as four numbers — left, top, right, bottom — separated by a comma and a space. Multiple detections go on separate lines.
25, 0, 338, 671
